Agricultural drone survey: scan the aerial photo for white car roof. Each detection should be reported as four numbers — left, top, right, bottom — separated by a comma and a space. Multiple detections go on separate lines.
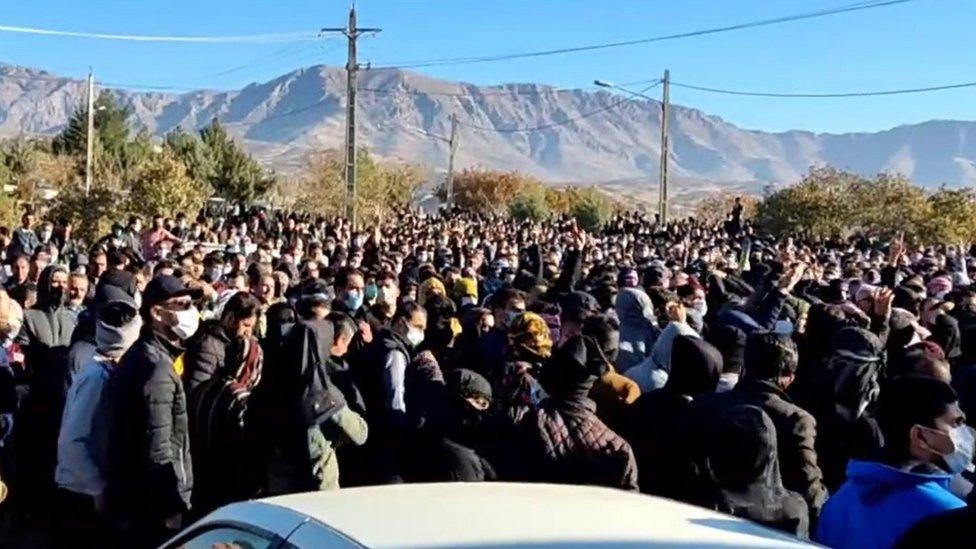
250, 483, 811, 548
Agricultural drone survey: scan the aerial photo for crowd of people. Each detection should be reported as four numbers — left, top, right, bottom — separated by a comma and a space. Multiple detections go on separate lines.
0, 199, 973, 548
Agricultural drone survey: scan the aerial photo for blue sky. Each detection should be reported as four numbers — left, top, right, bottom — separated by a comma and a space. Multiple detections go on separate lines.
0, 0, 971, 133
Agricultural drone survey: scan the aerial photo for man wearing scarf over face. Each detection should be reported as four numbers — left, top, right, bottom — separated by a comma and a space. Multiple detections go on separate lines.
15, 264, 77, 521
55, 289, 141, 547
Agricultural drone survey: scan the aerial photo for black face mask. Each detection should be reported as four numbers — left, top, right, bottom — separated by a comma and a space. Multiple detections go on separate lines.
48, 286, 66, 306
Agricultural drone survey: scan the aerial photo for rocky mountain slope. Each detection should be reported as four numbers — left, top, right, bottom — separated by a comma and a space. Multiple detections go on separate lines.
1, 63, 975, 189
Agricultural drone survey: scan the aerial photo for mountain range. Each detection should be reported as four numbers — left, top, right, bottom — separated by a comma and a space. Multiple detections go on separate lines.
1, 62, 975, 195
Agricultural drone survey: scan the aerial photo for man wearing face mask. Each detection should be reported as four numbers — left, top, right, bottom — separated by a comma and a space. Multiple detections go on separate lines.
359, 301, 427, 483
15, 264, 78, 519
371, 271, 400, 331
54, 292, 141, 547
817, 375, 968, 549
332, 267, 376, 353
109, 275, 202, 547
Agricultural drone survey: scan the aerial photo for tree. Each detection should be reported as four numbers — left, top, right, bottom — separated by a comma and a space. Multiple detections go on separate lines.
52, 91, 132, 161
849, 172, 928, 240
568, 187, 615, 232
295, 149, 423, 224
165, 126, 214, 184
49, 182, 128, 243
127, 150, 211, 220
922, 187, 976, 246
755, 166, 858, 239
695, 192, 758, 224
449, 168, 541, 215
509, 182, 551, 221
199, 118, 275, 203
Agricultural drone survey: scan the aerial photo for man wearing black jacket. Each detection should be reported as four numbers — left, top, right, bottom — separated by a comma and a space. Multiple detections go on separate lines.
109, 275, 202, 548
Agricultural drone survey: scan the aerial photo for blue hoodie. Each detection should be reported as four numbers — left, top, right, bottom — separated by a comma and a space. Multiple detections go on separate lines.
816, 460, 965, 549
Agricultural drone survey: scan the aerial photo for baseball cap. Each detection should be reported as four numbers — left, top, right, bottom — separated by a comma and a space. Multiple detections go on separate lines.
142, 274, 203, 308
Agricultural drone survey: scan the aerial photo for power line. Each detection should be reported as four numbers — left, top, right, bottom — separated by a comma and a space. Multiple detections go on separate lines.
0, 23, 320, 44
371, 0, 916, 69
459, 80, 661, 134
670, 79, 976, 98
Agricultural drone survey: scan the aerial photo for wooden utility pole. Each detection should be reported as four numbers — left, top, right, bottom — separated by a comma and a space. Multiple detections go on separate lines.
85, 68, 95, 197
323, 4, 381, 229
446, 112, 459, 209
659, 69, 670, 225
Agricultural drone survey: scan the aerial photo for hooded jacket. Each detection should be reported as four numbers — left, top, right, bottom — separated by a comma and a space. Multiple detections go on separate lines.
708, 405, 810, 539
615, 288, 658, 371
817, 460, 965, 549
15, 264, 78, 511
795, 327, 885, 493
402, 369, 497, 483
627, 336, 720, 503
697, 377, 828, 519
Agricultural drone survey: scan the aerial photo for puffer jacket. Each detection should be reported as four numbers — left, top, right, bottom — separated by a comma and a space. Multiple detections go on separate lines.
518, 336, 638, 491
521, 399, 638, 491
183, 320, 231, 395
109, 329, 192, 520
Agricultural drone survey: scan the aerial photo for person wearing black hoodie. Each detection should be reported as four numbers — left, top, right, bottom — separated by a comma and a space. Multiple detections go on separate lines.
626, 335, 721, 504
516, 319, 638, 491
14, 263, 77, 520
402, 368, 497, 483
707, 405, 810, 539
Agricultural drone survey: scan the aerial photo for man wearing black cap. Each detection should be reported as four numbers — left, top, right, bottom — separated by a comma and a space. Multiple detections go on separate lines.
109, 275, 202, 547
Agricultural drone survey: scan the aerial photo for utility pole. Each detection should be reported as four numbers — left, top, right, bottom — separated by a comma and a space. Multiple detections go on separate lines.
323, 4, 381, 229
658, 69, 670, 225
85, 68, 95, 197
446, 112, 459, 210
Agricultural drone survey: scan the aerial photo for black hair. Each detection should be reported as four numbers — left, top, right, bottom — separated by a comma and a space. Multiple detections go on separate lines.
328, 312, 357, 343
488, 287, 526, 311
878, 375, 958, 460
334, 266, 364, 292
221, 292, 261, 324
742, 331, 799, 381
394, 300, 426, 324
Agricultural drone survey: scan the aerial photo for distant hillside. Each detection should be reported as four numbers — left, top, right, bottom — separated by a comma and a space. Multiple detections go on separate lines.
0, 62, 975, 189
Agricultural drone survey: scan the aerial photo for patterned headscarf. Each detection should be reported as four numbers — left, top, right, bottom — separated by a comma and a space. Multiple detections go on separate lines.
508, 312, 553, 360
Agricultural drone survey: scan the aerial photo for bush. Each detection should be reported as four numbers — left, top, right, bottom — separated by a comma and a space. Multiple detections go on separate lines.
509, 182, 551, 221
448, 169, 542, 216
568, 187, 615, 232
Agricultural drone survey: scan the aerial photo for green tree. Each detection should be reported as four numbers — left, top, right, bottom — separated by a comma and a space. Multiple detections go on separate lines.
165, 126, 214, 183
509, 182, 551, 221
199, 118, 275, 203
52, 91, 132, 161
755, 166, 858, 238
296, 149, 423, 224
922, 187, 976, 246
568, 187, 615, 232
127, 150, 211, 219
49, 182, 128, 242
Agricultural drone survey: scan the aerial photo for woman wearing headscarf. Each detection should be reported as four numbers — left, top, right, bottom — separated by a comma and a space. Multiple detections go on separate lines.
626, 335, 720, 504
614, 286, 658, 371
707, 405, 810, 539
401, 369, 497, 483
494, 312, 552, 426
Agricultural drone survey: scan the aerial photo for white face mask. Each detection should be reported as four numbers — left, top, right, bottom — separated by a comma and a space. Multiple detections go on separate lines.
172, 306, 200, 340
461, 296, 477, 307
944, 425, 976, 475
406, 326, 425, 348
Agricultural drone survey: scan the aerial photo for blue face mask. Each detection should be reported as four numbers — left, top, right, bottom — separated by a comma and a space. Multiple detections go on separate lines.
345, 290, 364, 312
364, 283, 378, 302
